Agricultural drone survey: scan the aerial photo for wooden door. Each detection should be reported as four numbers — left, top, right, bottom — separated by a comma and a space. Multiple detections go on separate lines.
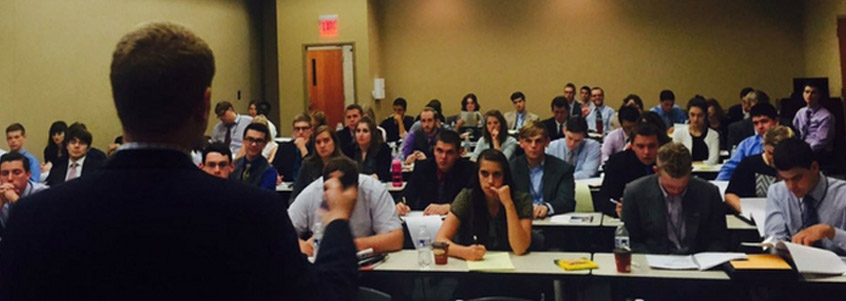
307, 48, 345, 128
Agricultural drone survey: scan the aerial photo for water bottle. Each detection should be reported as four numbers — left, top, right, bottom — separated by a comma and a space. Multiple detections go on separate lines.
417, 226, 432, 269
313, 221, 323, 257
391, 157, 403, 187
614, 223, 630, 250
463, 134, 472, 153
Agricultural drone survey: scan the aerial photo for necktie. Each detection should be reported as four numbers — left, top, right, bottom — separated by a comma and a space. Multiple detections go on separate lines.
566, 147, 576, 165
595, 108, 604, 134
67, 162, 80, 181
559, 122, 564, 136
224, 123, 235, 146
802, 109, 812, 140
242, 162, 252, 181
802, 195, 819, 230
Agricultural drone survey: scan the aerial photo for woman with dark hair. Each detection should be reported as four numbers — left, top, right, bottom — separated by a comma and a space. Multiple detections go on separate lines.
705, 98, 729, 151
672, 96, 720, 164
43, 121, 67, 165
353, 117, 391, 181
435, 149, 533, 261
290, 125, 346, 202
470, 110, 518, 161
610, 94, 645, 130
454, 93, 483, 130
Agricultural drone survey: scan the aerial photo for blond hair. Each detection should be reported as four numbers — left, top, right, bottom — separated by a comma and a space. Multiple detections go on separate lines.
518, 120, 548, 140
763, 126, 794, 147
656, 142, 692, 178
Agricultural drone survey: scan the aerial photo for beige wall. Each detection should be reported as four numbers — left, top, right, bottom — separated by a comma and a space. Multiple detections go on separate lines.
276, 0, 374, 136
0, 0, 262, 161
804, 1, 846, 98
373, 0, 806, 119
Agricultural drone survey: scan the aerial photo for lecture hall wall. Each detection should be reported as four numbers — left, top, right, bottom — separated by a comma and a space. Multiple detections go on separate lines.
0, 0, 263, 159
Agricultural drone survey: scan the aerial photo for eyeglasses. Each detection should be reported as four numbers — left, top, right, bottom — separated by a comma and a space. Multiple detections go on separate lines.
244, 137, 267, 145
293, 126, 311, 132
204, 162, 229, 169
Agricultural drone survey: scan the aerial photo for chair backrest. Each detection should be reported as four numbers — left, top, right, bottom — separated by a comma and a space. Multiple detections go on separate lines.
574, 183, 594, 212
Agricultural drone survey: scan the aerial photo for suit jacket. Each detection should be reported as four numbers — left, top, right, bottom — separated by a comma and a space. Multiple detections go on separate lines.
45, 155, 105, 187
336, 127, 356, 158
541, 117, 566, 141
509, 154, 575, 214
403, 158, 475, 210
0, 149, 357, 300
504, 111, 540, 130
621, 175, 728, 254
726, 104, 745, 125
597, 150, 655, 217
727, 119, 754, 151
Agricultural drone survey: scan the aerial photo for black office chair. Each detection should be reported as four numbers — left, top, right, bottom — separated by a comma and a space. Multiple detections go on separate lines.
357, 287, 391, 301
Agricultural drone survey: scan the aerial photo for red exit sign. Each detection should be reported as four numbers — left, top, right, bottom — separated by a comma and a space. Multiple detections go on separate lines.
319, 15, 338, 37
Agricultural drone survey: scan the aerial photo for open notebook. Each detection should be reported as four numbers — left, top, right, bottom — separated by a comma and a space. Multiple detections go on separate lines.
742, 240, 846, 275
646, 253, 748, 271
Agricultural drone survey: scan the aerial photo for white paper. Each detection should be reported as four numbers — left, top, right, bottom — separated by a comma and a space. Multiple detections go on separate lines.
575, 176, 603, 187
740, 197, 767, 237
709, 181, 729, 202
780, 241, 846, 275
550, 213, 595, 224
404, 215, 443, 250
692, 252, 748, 270
646, 255, 699, 270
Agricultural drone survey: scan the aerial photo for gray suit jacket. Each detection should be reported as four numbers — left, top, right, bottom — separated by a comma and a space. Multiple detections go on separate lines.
621, 175, 727, 254
509, 154, 576, 215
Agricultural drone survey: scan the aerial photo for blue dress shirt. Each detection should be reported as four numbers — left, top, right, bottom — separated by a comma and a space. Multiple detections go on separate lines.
765, 174, 846, 255
586, 105, 616, 134
18, 149, 40, 183
545, 138, 601, 180
716, 135, 763, 181
650, 105, 688, 128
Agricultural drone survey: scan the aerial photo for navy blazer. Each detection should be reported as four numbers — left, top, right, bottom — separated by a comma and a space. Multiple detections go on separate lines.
541, 117, 565, 141
45, 155, 105, 187
621, 175, 728, 254
509, 154, 576, 215
0, 149, 357, 300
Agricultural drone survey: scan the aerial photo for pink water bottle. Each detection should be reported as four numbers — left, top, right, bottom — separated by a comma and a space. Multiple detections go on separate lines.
391, 157, 403, 187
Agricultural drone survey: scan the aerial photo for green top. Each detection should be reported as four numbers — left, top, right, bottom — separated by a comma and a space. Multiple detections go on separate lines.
450, 188, 533, 251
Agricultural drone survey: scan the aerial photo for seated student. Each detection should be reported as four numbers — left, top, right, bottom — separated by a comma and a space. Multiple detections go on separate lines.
578, 85, 594, 117
649, 90, 688, 128
352, 117, 391, 181
454, 93, 483, 131
229, 123, 278, 190
727, 90, 768, 150
622, 143, 727, 254
471, 110, 519, 161
291, 125, 346, 201
545, 117, 601, 180
435, 149, 533, 260
609, 94, 644, 131
399, 130, 474, 216
510, 121, 575, 219
563, 83, 583, 118
716, 103, 780, 181
766, 138, 846, 254
234, 116, 278, 162
272, 114, 313, 182
311, 110, 328, 128
0, 152, 49, 235
46, 126, 104, 187
706, 98, 730, 151
793, 82, 835, 159
289, 157, 403, 255
199, 142, 235, 179
43, 121, 68, 166
5, 123, 40, 182
379, 97, 415, 143
672, 96, 720, 165
504, 91, 540, 130
254, 100, 278, 139
602, 105, 640, 164
541, 96, 571, 141
211, 101, 253, 154
66, 123, 108, 161
402, 107, 442, 163
725, 126, 794, 213
585, 87, 616, 135
336, 104, 363, 157
401, 100, 446, 150
726, 87, 756, 125
599, 123, 665, 217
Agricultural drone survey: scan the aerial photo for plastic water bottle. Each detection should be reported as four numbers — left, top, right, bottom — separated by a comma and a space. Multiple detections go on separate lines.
391, 157, 403, 187
614, 223, 630, 250
463, 134, 472, 153
313, 221, 323, 257
417, 226, 432, 269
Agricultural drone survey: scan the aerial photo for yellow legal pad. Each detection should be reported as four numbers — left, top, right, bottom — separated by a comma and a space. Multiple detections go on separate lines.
729, 254, 791, 270
467, 252, 515, 271
555, 258, 599, 271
